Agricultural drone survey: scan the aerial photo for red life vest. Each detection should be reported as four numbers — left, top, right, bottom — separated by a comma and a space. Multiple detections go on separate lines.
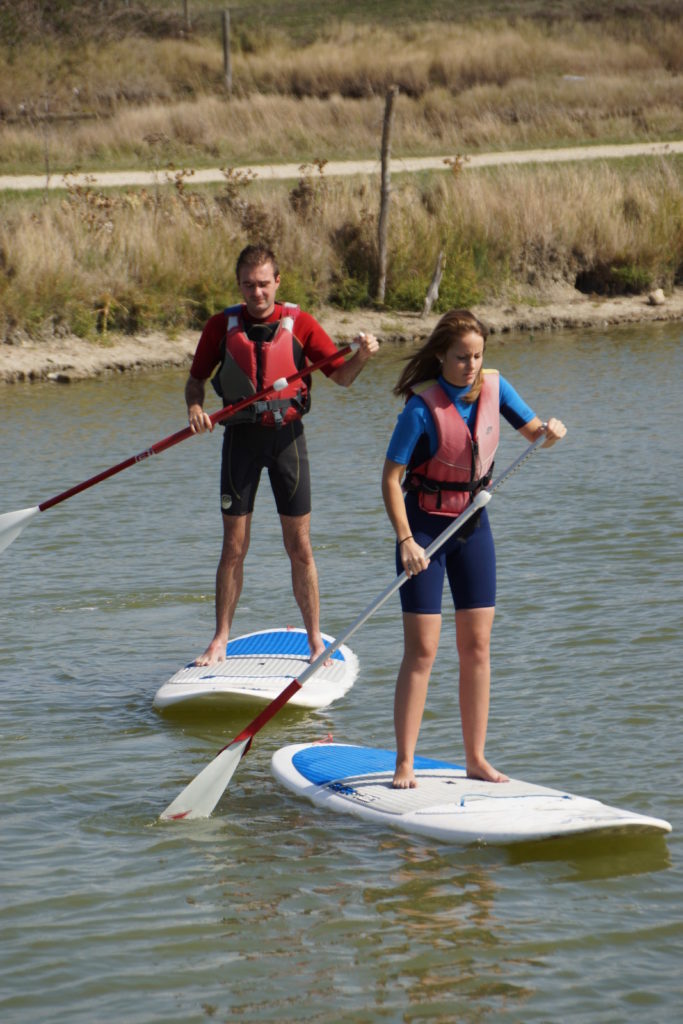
406, 370, 500, 516
211, 303, 310, 426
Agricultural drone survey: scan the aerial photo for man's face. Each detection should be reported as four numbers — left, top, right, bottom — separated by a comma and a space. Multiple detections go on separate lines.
237, 260, 281, 319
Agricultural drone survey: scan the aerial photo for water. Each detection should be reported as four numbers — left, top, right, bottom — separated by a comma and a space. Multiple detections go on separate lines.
1, 322, 681, 1023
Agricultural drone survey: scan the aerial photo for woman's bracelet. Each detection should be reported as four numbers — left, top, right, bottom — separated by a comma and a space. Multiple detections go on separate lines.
398, 535, 413, 546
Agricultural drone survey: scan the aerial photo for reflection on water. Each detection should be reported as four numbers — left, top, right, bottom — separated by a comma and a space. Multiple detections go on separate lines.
506, 833, 672, 881
1, 321, 681, 1023
359, 847, 533, 1022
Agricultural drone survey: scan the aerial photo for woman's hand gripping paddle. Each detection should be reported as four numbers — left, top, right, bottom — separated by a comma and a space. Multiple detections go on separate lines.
160, 428, 548, 822
0, 344, 356, 556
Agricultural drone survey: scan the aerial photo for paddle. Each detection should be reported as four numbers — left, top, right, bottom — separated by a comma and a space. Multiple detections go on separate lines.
0, 343, 356, 556
160, 431, 547, 821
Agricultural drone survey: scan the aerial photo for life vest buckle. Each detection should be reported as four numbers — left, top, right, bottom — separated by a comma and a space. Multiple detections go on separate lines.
421, 479, 441, 495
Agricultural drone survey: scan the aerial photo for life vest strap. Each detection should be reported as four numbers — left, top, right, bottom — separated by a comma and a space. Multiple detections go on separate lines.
408, 465, 493, 494
406, 465, 494, 509
252, 392, 307, 426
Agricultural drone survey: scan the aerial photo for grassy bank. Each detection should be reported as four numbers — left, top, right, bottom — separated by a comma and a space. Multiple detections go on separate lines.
0, 2, 681, 342
1, 156, 680, 343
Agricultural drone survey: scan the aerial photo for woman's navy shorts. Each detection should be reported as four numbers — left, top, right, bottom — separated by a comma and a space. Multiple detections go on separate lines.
396, 494, 496, 614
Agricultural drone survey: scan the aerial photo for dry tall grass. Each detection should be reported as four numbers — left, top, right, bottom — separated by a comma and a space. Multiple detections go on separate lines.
1, 19, 681, 174
236, 19, 679, 96
3, 70, 682, 177
1, 12, 680, 341
1, 158, 680, 342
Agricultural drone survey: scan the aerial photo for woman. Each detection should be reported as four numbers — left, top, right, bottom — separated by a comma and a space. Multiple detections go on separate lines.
382, 310, 566, 788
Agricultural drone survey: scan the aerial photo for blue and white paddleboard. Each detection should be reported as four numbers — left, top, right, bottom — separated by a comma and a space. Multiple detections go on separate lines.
271, 742, 672, 845
153, 628, 358, 711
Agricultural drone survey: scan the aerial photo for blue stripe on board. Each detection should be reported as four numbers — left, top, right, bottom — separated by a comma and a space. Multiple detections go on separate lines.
292, 745, 460, 785
225, 630, 344, 661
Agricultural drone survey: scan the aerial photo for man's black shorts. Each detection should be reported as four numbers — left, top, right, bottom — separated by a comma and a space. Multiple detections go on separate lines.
219, 420, 311, 517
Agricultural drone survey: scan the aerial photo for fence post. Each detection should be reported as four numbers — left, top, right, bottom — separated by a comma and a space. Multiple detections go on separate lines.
377, 84, 398, 304
222, 10, 233, 96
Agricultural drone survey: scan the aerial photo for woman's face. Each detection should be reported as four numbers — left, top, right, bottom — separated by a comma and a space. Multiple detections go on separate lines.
440, 330, 484, 389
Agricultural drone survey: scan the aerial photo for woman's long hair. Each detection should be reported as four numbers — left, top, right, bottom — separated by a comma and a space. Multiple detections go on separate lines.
393, 309, 488, 403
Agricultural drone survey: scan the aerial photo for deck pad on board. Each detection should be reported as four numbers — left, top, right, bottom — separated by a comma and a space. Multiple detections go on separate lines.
271, 743, 672, 845
154, 628, 358, 711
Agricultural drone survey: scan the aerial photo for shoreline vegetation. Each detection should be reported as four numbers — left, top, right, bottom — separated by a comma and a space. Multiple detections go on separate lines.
0, 2, 681, 365
2, 288, 681, 384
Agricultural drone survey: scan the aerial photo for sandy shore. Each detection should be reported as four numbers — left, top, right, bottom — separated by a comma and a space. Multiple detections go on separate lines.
1, 287, 680, 384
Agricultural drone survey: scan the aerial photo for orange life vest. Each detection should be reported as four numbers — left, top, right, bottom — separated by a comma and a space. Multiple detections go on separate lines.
405, 370, 500, 516
211, 303, 310, 426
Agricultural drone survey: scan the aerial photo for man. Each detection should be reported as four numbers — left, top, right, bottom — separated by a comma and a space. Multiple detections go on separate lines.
186, 243, 379, 666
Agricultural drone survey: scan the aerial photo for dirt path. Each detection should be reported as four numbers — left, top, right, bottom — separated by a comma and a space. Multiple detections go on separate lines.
1, 140, 681, 192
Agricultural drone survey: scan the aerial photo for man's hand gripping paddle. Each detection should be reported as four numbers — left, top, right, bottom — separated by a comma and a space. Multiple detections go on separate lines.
160, 432, 548, 821
0, 344, 356, 556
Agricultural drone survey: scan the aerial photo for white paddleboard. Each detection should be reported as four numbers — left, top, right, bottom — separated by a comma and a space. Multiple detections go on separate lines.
153, 628, 358, 711
271, 742, 672, 845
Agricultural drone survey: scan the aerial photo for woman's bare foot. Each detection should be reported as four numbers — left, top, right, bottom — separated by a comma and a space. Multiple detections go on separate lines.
466, 757, 509, 783
392, 759, 417, 789
194, 635, 228, 667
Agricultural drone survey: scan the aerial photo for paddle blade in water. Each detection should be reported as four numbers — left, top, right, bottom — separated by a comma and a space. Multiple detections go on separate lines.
159, 738, 250, 821
0, 506, 40, 554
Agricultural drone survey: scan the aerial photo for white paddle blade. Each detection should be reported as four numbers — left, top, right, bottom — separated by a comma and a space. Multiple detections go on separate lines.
0, 506, 40, 554
159, 738, 250, 821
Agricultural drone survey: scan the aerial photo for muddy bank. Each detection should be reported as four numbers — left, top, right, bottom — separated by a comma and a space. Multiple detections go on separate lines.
1, 288, 680, 384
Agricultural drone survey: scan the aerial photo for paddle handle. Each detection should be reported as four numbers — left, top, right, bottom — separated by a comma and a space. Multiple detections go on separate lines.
37, 343, 355, 513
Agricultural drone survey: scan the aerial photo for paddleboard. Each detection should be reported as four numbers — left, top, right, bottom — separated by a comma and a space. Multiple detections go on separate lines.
153, 628, 358, 711
271, 742, 672, 845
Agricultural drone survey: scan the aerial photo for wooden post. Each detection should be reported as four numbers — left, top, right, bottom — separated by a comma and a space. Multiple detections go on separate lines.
222, 10, 233, 96
377, 85, 398, 304
421, 249, 445, 318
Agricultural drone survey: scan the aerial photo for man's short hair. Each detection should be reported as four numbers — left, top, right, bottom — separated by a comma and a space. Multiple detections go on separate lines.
235, 244, 279, 280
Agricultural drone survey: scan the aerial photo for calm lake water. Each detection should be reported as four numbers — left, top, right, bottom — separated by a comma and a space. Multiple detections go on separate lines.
1, 321, 681, 1023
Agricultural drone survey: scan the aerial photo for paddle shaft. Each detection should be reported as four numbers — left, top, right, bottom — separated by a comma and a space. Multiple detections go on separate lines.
37, 344, 353, 513
231, 430, 547, 753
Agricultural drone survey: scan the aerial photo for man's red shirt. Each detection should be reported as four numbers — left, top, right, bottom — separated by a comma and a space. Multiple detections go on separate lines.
190, 304, 345, 381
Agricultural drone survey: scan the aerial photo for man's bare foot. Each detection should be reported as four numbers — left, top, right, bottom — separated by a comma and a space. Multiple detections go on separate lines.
194, 636, 228, 667
392, 759, 417, 789
466, 758, 509, 783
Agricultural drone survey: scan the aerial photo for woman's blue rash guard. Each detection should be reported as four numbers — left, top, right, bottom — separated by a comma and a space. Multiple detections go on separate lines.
387, 374, 536, 615
386, 374, 535, 466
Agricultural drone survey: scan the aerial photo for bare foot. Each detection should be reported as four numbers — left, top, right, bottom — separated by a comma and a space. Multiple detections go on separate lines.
392, 759, 417, 789
194, 636, 228, 667
466, 758, 509, 783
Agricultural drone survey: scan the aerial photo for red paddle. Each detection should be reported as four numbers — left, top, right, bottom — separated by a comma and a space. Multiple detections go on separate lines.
0, 343, 355, 555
